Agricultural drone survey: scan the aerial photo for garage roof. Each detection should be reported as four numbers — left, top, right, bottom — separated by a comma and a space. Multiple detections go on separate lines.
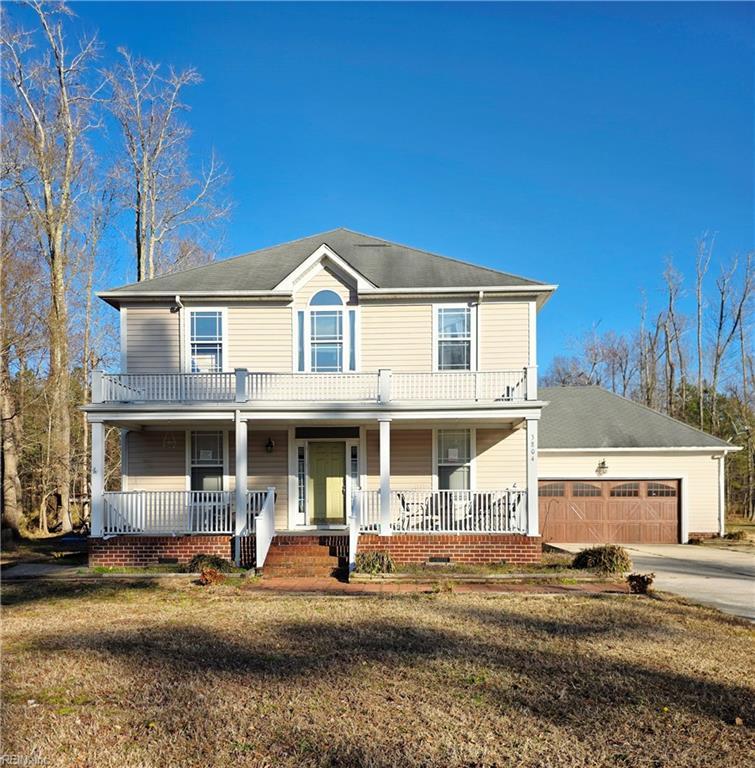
100, 228, 549, 299
539, 386, 735, 450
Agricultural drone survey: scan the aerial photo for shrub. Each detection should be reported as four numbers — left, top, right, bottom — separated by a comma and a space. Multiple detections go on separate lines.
185, 553, 234, 573
572, 545, 632, 575
627, 572, 655, 594
355, 551, 395, 575
724, 530, 748, 541
687, 537, 704, 545
198, 567, 226, 586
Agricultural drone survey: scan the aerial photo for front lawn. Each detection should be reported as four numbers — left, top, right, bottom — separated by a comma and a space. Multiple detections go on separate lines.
1, 581, 752, 767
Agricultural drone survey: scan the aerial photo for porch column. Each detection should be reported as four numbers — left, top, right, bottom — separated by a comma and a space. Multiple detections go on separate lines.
234, 412, 248, 563
379, 418, 392, 536
91, 421, 105, 538
525, 417, 539, 537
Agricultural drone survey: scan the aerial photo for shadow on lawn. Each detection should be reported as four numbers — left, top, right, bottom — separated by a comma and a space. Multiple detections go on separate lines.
21, 601, 754, 735
1, 579, 159, 606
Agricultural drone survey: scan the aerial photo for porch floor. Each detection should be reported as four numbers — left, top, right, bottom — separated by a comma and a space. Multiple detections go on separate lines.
274, 529, 348, 537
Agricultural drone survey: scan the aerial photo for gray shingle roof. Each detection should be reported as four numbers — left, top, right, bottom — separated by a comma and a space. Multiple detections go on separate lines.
539, 386, 734, 450
103, 228, 547, 297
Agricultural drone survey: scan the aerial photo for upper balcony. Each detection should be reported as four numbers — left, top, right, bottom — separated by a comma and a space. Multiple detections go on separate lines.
91, 367, 538, 406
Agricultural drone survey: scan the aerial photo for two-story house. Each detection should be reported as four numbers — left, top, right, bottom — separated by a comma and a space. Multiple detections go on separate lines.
85, 228, 737, 574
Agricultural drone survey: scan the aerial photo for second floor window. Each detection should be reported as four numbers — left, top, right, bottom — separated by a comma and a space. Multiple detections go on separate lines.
437, 306, 473, 370
190, 310, 223, 372
311, 308, 343, 372
298, 290, 357, 373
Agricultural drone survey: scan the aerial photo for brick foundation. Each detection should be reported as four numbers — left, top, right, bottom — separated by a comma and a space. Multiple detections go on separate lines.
688, 531, 719, 540
89, 535, 243, 568
357, 534, 542, 565
89, 533, 541, 569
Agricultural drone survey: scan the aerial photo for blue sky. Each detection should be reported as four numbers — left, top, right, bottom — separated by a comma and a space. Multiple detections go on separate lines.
52, 3, 755, 366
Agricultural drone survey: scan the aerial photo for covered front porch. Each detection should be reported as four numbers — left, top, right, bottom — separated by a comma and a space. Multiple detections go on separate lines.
88, 411, 541, 569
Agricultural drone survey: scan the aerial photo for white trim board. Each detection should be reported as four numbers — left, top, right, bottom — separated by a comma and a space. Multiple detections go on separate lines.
274, 244, 376, 292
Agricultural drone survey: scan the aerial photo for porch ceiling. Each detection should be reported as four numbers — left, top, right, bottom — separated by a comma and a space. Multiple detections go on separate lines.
93, 416, 527, 431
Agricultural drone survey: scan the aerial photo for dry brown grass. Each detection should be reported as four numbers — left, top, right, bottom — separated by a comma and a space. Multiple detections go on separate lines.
1, 580, 753, 768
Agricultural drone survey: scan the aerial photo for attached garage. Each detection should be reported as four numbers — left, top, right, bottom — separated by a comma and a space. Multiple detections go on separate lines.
539, 478, 679, 544
537, 387, 740, 543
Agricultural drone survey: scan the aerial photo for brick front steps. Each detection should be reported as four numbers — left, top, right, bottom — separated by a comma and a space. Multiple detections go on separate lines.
263, 535, 348, 579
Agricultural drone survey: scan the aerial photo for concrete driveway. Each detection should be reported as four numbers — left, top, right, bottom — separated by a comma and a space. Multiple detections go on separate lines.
558, 543, 755, 621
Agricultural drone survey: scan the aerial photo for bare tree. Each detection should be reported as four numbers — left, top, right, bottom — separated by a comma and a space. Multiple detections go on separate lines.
710, 254, 753, 431
104, 50, 229, 281
1, 0, 102, 532
663, 260, 687, 416
695, 236, 713, 428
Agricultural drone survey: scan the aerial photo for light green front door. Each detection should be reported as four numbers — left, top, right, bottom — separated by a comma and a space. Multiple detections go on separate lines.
307, 442, 346, 524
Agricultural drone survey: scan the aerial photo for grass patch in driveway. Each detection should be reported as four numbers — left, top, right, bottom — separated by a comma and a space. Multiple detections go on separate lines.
1, 580, 753, 767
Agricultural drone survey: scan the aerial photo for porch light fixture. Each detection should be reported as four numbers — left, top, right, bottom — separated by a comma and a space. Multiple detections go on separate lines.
265, 437, 275, 454
596, 459, 608, 476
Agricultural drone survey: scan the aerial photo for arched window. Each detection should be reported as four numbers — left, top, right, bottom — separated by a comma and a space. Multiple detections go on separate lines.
310, 290, 342, 307
296, 289, 357, 372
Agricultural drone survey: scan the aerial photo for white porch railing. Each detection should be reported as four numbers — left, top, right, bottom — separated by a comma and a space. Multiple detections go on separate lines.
392, 370, 527, 403
245, 489, 268, 532
102, 488, 276, 541
99, 372, 236, 403
102, 490, 234, 535
254, 486, 276, 569
92, 367, 534, 405
352, 488, 527, 535
246, 372, 379, 401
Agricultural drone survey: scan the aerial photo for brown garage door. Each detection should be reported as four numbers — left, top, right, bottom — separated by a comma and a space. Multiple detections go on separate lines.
539, 479, 679, 544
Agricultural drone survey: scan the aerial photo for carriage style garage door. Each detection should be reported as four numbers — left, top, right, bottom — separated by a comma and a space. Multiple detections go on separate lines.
538, 479, 680, 544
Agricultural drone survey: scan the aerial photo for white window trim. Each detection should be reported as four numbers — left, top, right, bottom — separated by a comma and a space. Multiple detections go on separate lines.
432, 303, 478, 372
182, 307, 229, 373
297, 298, 360, 373
433, 427, 476, 491
185, 429, 229, 492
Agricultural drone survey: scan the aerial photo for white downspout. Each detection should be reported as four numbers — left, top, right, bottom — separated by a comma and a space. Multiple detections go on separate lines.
174, 294, 184, 371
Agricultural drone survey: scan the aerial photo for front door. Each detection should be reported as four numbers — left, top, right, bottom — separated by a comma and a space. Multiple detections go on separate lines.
307, 441, 346, 525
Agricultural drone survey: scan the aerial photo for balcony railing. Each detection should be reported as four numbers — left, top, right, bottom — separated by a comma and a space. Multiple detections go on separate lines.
353, 488, 527, 534
92, 367, 535, 405
102, 489, 270, 536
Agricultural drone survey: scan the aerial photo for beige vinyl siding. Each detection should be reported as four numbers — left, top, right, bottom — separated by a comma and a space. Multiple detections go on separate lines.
365, 429, 433, 491
228, 306, 292, 372
361, 303, 433, 372
228, 430, 289, 529
537, 451, 721, 534
125, 305, 180, 373
126, 431, 186, 490
478, 301, 529, 371
293, 266, 356, 308
476, 428, 526, 488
